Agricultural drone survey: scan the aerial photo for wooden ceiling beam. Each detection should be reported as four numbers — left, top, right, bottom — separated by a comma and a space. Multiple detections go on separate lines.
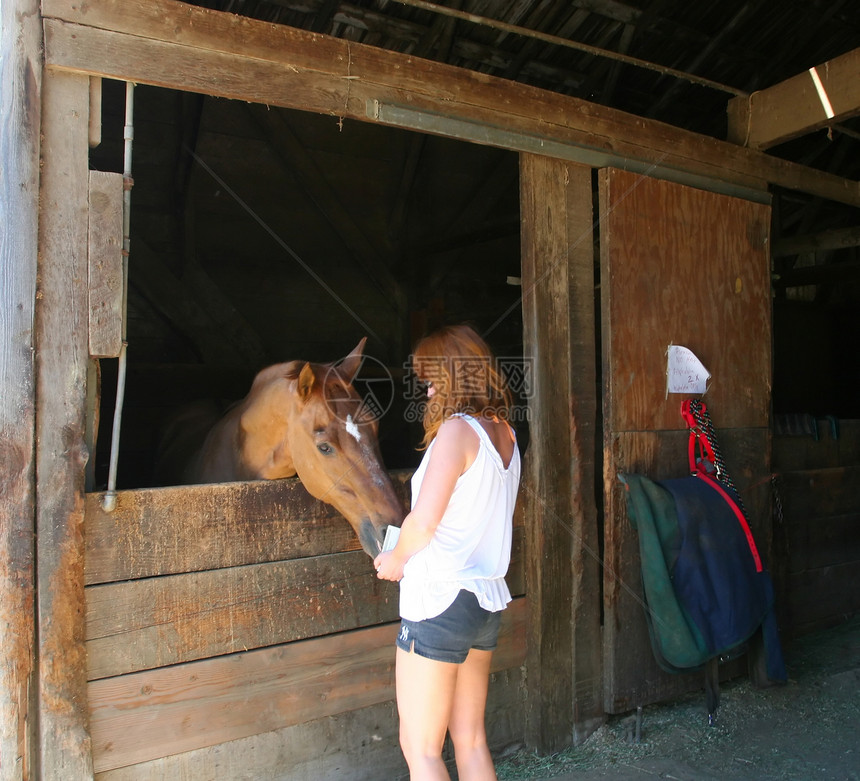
728, 47, 860, 150
773, 225, 860, 258
42, 0, 860, 208
773, 259, 860, 288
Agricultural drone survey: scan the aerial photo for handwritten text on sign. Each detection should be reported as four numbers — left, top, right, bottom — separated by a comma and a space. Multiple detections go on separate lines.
666, 345, 710, 395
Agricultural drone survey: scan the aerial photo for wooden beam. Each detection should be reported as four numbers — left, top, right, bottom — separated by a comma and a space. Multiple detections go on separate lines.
773, 259, 860, 288
520, 156, 603, 750
0, 1, 41, 777
40, 0, 860, 208
86, 552, 398, 679
35, 70, 94, 779
772, 225, 860, 257
728, 47, 860, 150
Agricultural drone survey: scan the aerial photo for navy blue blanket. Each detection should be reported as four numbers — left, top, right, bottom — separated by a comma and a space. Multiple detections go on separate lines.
622, 473, 786, 683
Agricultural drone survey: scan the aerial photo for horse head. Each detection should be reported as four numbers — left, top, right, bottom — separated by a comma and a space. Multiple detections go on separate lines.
233, 338, 404, 556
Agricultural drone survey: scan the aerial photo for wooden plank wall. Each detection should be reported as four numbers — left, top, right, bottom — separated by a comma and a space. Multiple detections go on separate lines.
773, 419, 860, 635
599, 168, 773, 713
84, 476, 527, 777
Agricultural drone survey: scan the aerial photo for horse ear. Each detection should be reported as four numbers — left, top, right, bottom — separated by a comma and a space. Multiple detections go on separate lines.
338, 337, 367, 383
297, 362, 316, 401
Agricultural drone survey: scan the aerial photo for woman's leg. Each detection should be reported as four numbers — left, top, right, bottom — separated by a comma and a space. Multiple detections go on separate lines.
395, 646, 459, 780
447, 648, 496, 781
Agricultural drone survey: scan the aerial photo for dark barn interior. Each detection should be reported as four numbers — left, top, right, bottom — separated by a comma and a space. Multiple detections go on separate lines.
89, 81, 524, 488
88, 0, 860, 491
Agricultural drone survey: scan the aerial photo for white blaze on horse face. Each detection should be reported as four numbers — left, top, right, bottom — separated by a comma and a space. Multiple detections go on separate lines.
345, 414, 362, 443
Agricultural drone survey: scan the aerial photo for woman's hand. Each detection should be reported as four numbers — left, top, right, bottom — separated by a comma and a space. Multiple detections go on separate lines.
374, 550, 405, 581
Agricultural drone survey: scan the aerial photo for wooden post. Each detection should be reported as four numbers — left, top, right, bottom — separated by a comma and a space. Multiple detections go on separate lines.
520, 154, 604, 751
0, 1, 42, 777
35, 70, 93, 778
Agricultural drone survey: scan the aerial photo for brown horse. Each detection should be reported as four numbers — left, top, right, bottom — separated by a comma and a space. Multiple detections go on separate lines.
155, 339, 404, 556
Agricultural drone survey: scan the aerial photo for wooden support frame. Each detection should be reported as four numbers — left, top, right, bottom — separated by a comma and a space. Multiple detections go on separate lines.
520, 155, 603, 750
40, 0, 860, 208
0, 1, 42, 778
35, 69, 93, 778
728, 47, 860, 150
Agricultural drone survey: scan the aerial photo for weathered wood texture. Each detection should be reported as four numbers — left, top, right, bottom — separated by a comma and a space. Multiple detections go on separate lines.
84, 475, 526, 774
88, 170, 124, 358
92, 669, 526, 781
35, 69, 94, 779
85, 477, 524, 679
520, 155, 603, 750
88, 600, 526, 774
40, 0, 860, 208
600, 171, 771, 433
773, 420, 860, 636
727, 47, 860, 150
599, 169, 772, 713
93, 700, 408, 781
0, 0, 41, 776
85, 472, 411, 584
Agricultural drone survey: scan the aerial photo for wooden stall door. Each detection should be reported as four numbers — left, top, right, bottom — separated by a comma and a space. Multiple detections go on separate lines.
599, 169, 772, 713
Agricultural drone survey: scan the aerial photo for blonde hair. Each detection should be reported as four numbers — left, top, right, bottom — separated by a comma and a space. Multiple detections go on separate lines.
411, 324, 512, 449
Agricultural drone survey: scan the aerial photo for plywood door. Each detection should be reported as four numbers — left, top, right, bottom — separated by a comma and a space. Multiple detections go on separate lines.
599, 169, 772, 713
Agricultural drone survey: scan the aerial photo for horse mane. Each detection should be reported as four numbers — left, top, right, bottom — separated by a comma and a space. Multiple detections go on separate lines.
247, 360, 355, 403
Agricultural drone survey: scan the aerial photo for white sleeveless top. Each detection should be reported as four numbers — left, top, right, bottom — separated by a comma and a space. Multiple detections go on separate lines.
399, 414, 521, 622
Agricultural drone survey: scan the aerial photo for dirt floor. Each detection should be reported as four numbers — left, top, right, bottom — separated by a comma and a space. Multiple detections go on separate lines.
495, 616, 860, 781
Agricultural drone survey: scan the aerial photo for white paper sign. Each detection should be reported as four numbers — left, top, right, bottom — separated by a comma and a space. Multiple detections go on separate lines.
666, 345, 710, 395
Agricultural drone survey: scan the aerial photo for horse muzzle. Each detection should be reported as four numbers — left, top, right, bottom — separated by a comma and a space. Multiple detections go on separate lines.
357, 519, 387, 558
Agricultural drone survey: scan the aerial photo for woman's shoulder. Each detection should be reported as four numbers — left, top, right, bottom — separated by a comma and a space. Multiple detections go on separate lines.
434, 415, 481, 460
437, 414, 479, 439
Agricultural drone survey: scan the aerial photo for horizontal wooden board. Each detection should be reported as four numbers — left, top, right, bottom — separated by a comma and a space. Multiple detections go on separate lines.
84, 472, 412, 584
88, 598, 527, 773
86, 550, 393, 680
787, 513, 860, 572
778, 466, 860, 518
40, 1, 860, 207
87, 529, 525, 679
95, 666, 526, 781
772, 419, 860, 471
787, 564, 860, 635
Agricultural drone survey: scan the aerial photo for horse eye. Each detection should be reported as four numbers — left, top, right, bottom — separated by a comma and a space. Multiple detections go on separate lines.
317, 442, 334, 455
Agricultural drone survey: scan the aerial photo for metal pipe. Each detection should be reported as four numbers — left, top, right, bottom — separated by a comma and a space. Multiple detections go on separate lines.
102, 80, 134, 512
389, 0, 747, 98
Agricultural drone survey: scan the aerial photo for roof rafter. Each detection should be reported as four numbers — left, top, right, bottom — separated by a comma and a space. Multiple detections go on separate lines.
728, 47, 860, 150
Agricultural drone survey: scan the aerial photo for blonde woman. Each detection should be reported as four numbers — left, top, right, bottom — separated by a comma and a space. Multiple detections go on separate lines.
375, 324, 521, 781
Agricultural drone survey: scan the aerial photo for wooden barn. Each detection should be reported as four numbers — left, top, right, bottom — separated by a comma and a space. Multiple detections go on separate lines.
1, 0, 858, 778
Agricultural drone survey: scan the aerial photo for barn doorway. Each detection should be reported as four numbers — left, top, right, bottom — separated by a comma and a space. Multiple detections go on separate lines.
88, 80, 524, 489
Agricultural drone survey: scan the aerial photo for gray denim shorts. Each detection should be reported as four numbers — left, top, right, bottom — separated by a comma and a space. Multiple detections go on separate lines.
396, 589, 502, 664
